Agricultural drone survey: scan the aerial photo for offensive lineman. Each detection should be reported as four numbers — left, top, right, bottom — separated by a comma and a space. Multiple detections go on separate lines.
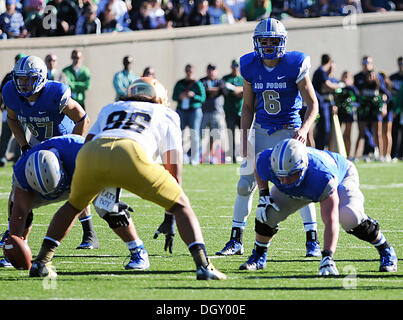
29, 77, 226, 280
216, 18, 320, 262
247, 138, 397, 274
0, 55, 98, 252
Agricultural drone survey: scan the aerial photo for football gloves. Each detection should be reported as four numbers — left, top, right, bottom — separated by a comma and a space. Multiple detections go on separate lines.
256, 189, 279, 224
153, 212, 176, 254
319, 256, 339, 276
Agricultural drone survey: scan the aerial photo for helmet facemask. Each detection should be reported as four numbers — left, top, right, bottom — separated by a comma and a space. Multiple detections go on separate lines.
12, 56, 48, 97
253, 18, 287, 60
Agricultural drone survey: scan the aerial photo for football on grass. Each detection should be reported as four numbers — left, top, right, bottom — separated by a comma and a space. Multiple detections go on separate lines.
3, 235, 32, 270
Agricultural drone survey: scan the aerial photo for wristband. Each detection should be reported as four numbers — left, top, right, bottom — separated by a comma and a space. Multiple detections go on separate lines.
21, 144, 31, 153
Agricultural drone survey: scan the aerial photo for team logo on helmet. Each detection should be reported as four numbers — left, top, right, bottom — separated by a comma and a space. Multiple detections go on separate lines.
12, 55, 48, 97
270, 139, 308, 188
25, 149, 66, 197
127, 77, 169, 106
253, 18, 287, 60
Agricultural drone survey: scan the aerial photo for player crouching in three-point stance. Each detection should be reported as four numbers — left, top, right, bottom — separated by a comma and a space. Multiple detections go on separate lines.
243, 138, 397, 274
29, 77, 226, 280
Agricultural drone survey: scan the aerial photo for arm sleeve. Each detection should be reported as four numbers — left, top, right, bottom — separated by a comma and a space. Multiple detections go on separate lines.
296, 56, 311, 84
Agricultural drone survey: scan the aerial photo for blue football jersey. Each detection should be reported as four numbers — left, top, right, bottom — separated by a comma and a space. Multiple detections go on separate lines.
240, 51, 309, 129
256, 147, 349, 202
2, 80, 75, 142
13, 134, 85, 198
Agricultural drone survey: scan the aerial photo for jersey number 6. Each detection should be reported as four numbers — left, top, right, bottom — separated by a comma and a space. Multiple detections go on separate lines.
263, 90, 281, 115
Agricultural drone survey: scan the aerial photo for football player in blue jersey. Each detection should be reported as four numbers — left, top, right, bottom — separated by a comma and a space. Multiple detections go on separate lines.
216, 18, 320, 259
0, 55, 95, 251
244, 138, 397, 274
0, 135, 100, 268
2, 55, 90, 147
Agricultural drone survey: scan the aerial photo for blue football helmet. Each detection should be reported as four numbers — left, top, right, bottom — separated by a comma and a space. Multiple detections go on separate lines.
25, 149, 67, 198
270, 139, 308, 188
253, 18, 287, 60
12, 55, 48, 97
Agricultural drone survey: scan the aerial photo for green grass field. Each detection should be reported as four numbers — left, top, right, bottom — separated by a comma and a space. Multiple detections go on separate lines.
0, 161, 402, 301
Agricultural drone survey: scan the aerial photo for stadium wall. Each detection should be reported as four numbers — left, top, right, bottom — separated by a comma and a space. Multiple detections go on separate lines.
1, 12, 403, 125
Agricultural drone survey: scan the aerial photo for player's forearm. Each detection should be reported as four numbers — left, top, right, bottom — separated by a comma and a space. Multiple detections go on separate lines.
301, 100, 318, 133
72, 115, 90, 136
320, 194, 340, 254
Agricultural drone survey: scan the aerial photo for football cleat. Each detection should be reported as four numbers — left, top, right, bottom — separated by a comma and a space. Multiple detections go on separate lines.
318, 256, 339, 276
196, 260, 227, 280
379, 246, 397, 272
216, 239, 244, 256
306, 241, 321, 257
125, 247, 150, 270
29, 260, 57, 278
76, 231, 99, 249
0, 229, 9, 248
239, 249, 267, 270
0, 258, 12, 268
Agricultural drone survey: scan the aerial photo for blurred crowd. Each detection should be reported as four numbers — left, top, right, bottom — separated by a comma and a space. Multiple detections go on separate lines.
1, 0, 402, 39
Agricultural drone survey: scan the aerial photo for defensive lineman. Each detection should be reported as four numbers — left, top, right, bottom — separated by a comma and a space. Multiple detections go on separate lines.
217, 18, 320, 258
29, 77, 226, 280
243, 138, 397, 274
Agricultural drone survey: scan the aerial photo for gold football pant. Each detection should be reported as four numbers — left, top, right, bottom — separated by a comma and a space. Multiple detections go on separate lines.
69, 137, 183, 211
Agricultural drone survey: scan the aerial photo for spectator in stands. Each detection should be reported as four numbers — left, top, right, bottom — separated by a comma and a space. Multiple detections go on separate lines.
287, 0, 315, 17
98, 1, 119, 32
75, 3, 101, 35
390, 57, 403, 160
245, 0, 271, 21
63, 49, 91, 110
208, 0, 235, 24
23, 0, 46, 37
310, 0, 342, 16
149, 0, 167, 28
129, 0, 152, 30
113, 55, 139, 100
200, 63, 226, 164
97, 0, 130, 31
46, 0, 80, 36
189, 0, 211, 26
363, 0, 396, 11
224, 0, 247, 21
45, 53, 67, 84
222, 59, 243, 163
173, 64, 206, 165
0, 0, 28, 39
166, 0, 189, 28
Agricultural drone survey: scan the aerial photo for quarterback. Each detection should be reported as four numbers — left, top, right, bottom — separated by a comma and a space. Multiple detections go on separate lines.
248, 138, 397, 275
217, 18, 320, 261
0, 55, 95, 251
29, 77, 226, 280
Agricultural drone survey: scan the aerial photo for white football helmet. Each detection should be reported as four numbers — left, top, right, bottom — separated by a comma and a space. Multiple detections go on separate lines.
12, 55, 48, 97
127, 77, 169, 106
270, 139, 308, 188
253, 18, 287, 60
25, 149, 66, 197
